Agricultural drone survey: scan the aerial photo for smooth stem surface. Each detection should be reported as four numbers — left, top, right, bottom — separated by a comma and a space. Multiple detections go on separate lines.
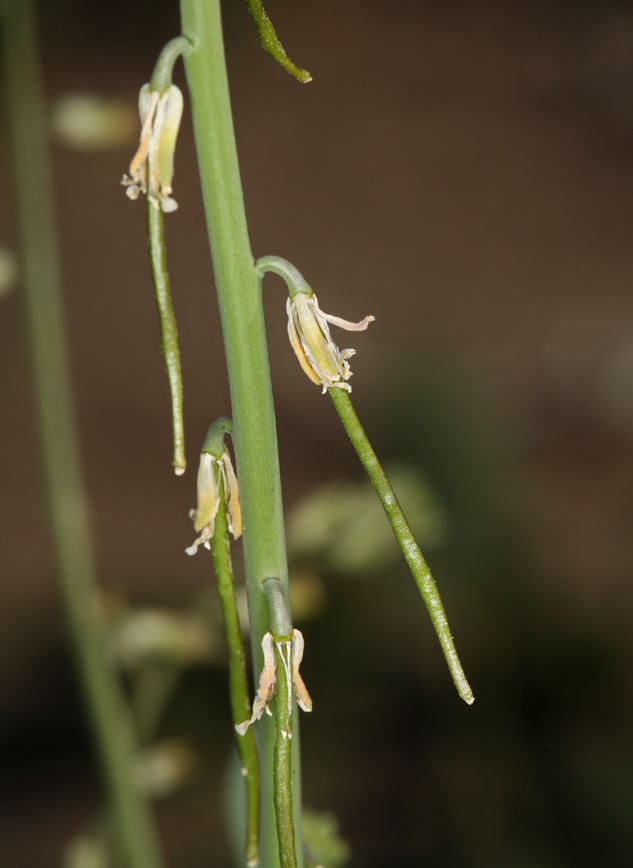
264, 582, 296, 868
150, 35, 191, 91
273, 641, 296, 868
1, 2, 164, 866
202, 416, 233, 457
147, 202, 186, 474
211, 479, 260, 867
329, 389, 474, 705
255, 256, 312, 298
179, 1, 302, 865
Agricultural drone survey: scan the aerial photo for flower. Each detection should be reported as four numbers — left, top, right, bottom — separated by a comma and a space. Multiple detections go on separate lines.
235, 629, 312, 737
186, 451, 242, 555
122, 83, 183, 212
287, 292, 374, 393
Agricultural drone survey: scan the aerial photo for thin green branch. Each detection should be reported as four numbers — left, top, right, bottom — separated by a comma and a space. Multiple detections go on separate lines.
264, 580, 296, 868
212, 467, 260, 867
243, 0, 311, 83
328, 388, 474, 705
263, 578, 293, 639
255, 256, 312, 298
150, 36, 191, 92
273, 640, 296, 868
147, 202, 186, 474
0, 1, 164, 865
202, 416, 234, 456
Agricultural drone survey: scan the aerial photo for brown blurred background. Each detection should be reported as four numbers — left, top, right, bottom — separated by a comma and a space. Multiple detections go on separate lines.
2, 0, 633, 865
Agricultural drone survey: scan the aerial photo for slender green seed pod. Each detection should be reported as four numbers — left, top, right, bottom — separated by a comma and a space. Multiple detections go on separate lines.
243, 0, 312, 83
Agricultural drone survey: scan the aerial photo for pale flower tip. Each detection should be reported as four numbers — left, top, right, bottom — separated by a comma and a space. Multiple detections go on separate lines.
174, 465, 185, 476
161, 197, 178, 213
185, 544, 197, 556
246, 858, 258, 868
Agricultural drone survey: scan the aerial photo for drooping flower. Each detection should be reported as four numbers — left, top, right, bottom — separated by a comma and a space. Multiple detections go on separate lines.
287, 291, 374, 393
235, 629, 312, 738
186, 451, 242, 555
122, 84, 183, 212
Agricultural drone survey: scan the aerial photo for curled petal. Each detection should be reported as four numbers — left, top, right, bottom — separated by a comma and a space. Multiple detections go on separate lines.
286, 292, 374, 393
236, 633, 277, 735
291, 629, 312, 713
220, 453, 242, 539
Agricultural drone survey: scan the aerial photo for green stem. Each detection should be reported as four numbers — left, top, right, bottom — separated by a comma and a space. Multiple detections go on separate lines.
329, 389, 475, 705
0, 1, 165, 866
211, 472, 260, 867
263, 579, 293, 639
150, 36, 191, 92
202, 416, 233, 456
147, 202, 186, 475
179, 1, 302, 864
273, 640, 296, 868
263, 580, 297, 868
254, 256, 312, 299
243, 0, 312, 83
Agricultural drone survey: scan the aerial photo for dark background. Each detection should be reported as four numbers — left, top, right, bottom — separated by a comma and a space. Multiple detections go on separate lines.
1, 0, 633, 865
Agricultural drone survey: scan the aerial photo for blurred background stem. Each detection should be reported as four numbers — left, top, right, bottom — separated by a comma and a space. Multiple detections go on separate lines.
179, 1, 303, 865
0, 1, 164, 866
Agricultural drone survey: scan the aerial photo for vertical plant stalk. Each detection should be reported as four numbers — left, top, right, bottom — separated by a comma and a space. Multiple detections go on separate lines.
329, 389, 474, 705
264, 579, 297, 868
211, 472, 260, 867
147, 203, 186, 474
0, 1, 165, 867
272, 641, 296, 868
179, 1, 303, 865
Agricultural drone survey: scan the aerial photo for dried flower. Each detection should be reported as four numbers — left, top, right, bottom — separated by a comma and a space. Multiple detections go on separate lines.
186, 451, 242, 555
236, 629, 312, 737
122, 84, 183, 212
287, 292, 374, 393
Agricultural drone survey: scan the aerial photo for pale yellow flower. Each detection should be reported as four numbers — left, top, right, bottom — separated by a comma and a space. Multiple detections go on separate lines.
186, 452, 242, 555
122, 83, 183, 212
287, 292, 374, 393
